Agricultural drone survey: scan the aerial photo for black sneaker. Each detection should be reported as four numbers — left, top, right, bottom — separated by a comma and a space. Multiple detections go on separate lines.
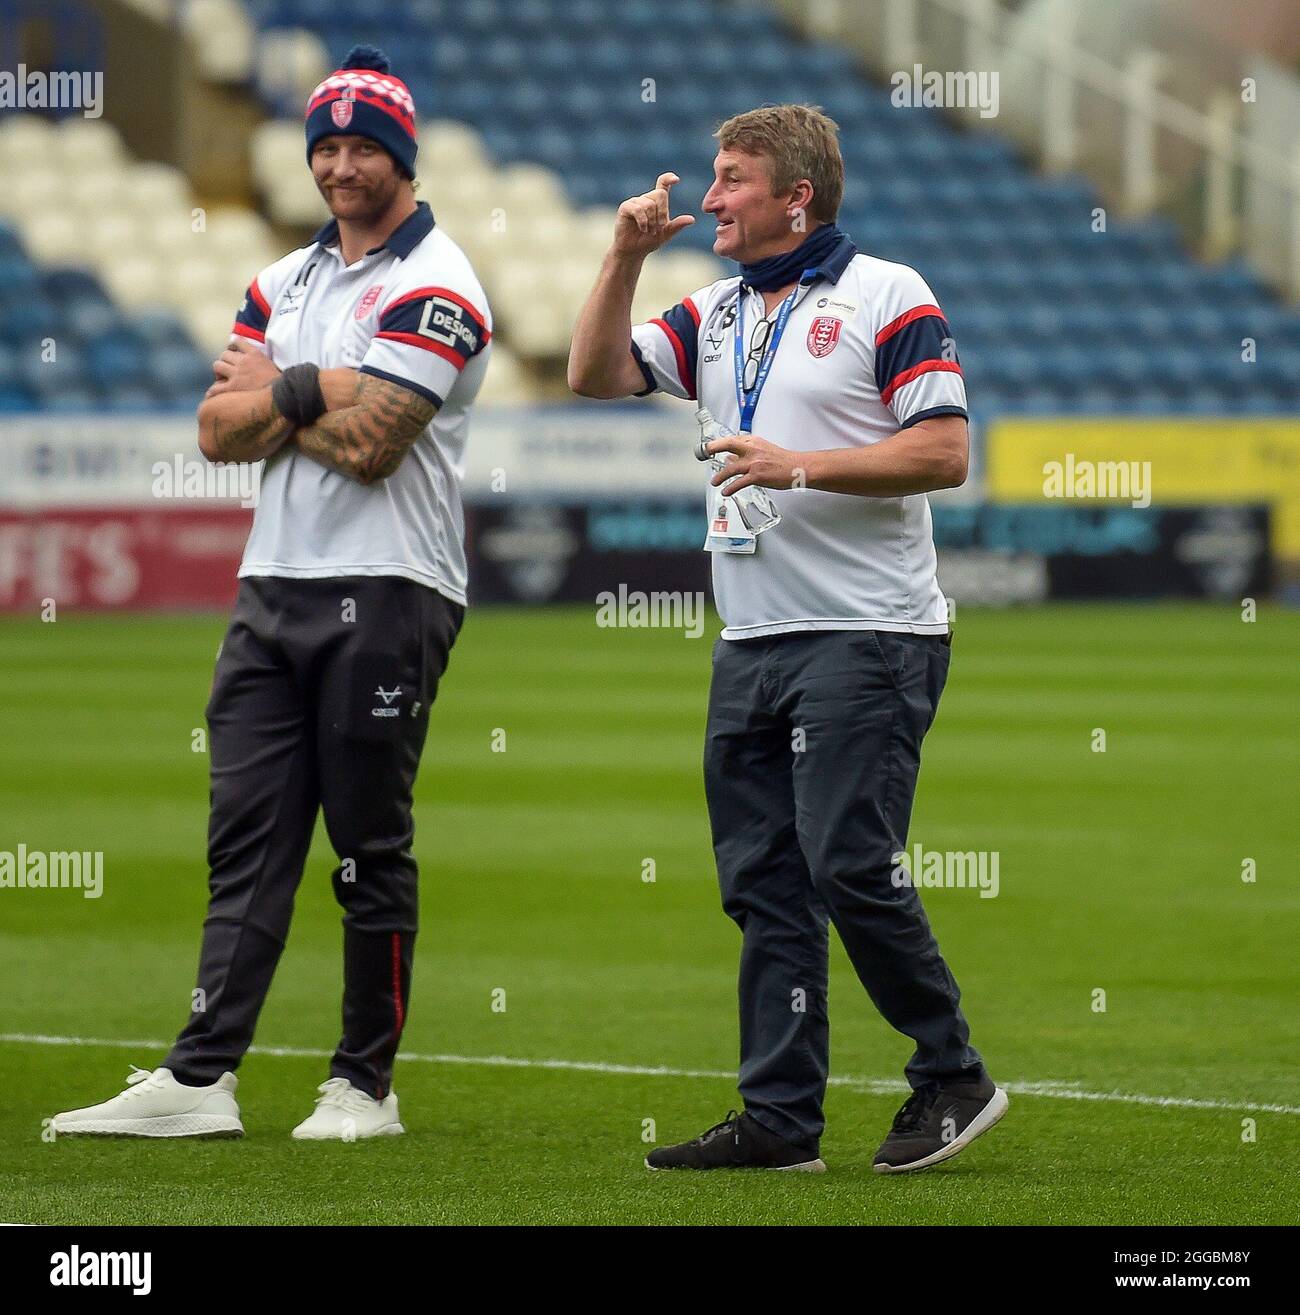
872, 1073, 1008, 1174
645, 1110, 827, 1172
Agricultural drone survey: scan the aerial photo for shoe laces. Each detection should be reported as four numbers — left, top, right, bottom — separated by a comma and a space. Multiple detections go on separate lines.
891, 1082, 942, 1134
314, 1077, 378, 1114
121, 1065, 168, 1099
695, 1110, 743, 1146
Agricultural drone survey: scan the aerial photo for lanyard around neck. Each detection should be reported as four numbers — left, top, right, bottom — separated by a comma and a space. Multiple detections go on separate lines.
733, 271, 816, 433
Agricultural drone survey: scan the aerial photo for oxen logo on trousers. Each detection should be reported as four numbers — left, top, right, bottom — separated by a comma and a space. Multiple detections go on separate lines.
372, 686, 401, 717
807, 316, 843, 358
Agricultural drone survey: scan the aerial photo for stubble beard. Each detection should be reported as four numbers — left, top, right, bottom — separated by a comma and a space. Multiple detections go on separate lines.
320, 171, 402, 226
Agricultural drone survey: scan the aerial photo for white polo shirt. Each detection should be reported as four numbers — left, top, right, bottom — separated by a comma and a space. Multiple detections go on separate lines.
231, 201, 492, 605
630, 243, 967, 638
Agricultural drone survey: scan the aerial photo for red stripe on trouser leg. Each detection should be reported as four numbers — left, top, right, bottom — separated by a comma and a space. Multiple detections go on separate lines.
335, 926, 414, 1101
391, 931, 405, 1036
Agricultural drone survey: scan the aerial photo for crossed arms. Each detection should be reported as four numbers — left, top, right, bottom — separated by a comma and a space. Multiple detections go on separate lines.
196, 339, 436, 486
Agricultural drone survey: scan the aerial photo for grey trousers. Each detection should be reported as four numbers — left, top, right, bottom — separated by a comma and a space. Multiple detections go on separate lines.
704, 628, 984, 1150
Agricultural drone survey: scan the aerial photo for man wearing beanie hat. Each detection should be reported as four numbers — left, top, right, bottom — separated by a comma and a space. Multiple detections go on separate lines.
50, 47, 492, 1142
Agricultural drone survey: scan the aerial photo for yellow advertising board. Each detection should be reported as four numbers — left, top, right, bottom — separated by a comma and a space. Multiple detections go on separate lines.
986, 419, 1300, 558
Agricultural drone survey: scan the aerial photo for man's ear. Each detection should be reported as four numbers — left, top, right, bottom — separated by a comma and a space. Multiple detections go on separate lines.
786, 178, 815, 226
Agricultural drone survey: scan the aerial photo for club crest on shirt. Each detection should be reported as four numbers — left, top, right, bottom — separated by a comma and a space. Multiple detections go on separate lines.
807, 316, 843, 358
355, 284, 384, 320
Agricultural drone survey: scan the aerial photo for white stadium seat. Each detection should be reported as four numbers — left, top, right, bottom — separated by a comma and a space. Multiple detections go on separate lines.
182, 0, 255, 84
66, 167, 128, 216
84, 212, 146, 266
184, 296, 244, 357
17, 210, 84, 268
423, 120, 491, 175
0, 165, 61, 221
123, 162, 194, 217
55, 118, 127, 171
476, 342, 535, 405
0, 114, 56, 170
100, 253, 171, 311
139, 208, 210, 261
495, 163, 570, 217
253, 27, 330, 109
250, 120, 306, 191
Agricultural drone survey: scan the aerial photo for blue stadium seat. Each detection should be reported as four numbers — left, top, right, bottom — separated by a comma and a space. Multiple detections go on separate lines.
85, 337, 149, 392
41, 268, 110, 304
0, 225, 31, 264
101, 384, 163, 413
144, 329, 213, 394
17, 341, 90, 398
1, 295, 62, 344
0, 387, 37, 412
37, 388, 100, 413
0, 342, 19, 389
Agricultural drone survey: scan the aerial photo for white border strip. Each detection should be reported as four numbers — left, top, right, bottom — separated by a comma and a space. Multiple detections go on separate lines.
3, 1032, 1297, 1116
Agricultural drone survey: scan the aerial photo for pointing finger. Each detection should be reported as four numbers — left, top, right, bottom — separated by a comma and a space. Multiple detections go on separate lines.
706, 436, 744, 457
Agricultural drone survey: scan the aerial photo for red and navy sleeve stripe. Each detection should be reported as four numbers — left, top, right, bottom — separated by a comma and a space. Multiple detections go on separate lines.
232, 279, 271, 343
373, 286, 490, 370
650, 296, 700, 399
875, 304, 964, 408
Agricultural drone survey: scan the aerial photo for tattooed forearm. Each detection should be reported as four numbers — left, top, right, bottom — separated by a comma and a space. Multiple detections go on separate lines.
292, 373, 437, 485
198, 389, 293, 463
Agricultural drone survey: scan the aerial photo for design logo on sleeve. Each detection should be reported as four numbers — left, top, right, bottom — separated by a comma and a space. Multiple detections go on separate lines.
807, 316, 844, 358
417, 297, 480, 353
375, 286, 490, 367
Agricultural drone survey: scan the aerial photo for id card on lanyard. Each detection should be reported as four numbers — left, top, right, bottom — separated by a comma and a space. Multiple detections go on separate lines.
733, 269, 816, 433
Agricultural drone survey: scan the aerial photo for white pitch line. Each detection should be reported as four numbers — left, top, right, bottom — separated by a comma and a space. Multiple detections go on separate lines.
3, 1032, 1298, 1117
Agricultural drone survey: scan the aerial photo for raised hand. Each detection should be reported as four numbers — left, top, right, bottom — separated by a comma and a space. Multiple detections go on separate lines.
612, 172, 696, 259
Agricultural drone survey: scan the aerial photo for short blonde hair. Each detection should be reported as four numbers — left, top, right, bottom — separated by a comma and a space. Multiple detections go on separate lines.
715, 104, 844, 223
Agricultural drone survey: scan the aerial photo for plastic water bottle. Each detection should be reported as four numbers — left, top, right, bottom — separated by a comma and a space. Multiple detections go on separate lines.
694, 406, 781, 535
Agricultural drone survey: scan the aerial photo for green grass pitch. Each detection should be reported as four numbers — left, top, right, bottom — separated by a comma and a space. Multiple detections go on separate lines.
0, 603, 1296, 1225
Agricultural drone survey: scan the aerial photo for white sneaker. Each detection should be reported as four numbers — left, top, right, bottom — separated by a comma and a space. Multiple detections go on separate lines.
291, 1077, 405, 1141
50, 1066, 243, 1138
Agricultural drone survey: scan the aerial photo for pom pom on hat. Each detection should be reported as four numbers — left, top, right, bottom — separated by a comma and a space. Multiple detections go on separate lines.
339, 45, 390, 74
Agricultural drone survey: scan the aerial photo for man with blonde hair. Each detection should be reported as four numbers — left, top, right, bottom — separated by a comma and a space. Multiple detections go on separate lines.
570, 104, 1006, 1174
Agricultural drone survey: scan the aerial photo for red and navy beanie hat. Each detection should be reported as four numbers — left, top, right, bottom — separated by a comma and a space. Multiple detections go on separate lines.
305, 45, 418, 179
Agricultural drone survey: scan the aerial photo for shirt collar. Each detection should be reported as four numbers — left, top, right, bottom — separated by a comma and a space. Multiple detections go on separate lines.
311, 200, 436, 261
807, 232, 857, 286
738, 232, 858, 311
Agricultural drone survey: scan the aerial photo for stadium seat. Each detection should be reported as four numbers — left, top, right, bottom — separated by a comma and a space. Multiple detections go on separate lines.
253, 26, 330, 116
183, 0, 256, 83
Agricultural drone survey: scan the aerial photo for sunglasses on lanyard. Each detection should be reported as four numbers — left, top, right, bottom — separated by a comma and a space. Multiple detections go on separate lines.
743, 316, 775, 395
